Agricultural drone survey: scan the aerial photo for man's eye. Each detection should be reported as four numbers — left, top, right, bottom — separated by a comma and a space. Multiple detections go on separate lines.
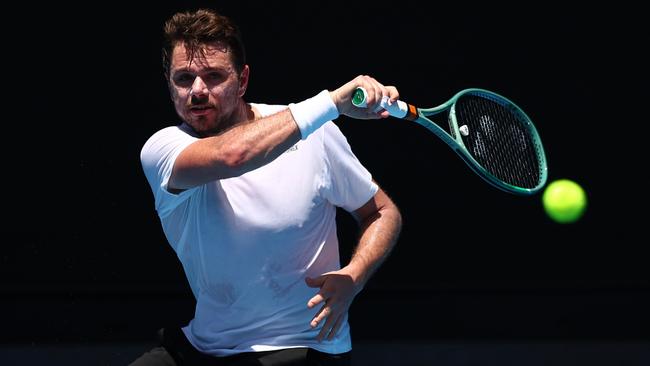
205, 73, 223, 81
174, 74, 194, 85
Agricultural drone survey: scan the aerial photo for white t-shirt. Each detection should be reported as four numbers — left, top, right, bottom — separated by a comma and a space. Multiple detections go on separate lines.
140, 103, 378, 356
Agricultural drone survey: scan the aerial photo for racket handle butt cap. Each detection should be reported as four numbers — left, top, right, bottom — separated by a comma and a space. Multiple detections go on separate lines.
352, 87, 407, 118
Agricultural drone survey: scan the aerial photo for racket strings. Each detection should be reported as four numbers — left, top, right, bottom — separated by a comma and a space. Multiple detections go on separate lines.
456, 94, 541, 189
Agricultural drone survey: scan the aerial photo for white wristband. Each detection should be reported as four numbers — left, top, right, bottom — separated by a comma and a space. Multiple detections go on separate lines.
288, 89, 339, 139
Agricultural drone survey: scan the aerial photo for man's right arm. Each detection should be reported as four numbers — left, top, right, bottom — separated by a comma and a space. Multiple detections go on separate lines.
169, 75, 400, 191
169, 107, 302, 191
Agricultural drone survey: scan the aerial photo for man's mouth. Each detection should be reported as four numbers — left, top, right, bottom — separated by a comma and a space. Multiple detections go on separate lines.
189, 105, 214, 115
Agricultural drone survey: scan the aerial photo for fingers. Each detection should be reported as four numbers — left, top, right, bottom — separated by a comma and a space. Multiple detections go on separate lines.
307, 283, 339, 340
356, 76, 399, 104
317, 312, 344, 342
374, 85, 399, 119
307, 292, 326, 309
354, 75, 388, 109
310, 302, 331, 328
307, 295, 348, 342
330, 74, 400, 120
385, 85, 400, 104
368, 84, 399, 118
306, 276, 327, 308
305, 271, 356, 342
346, 75, 399, 119
312, 301, 346, 342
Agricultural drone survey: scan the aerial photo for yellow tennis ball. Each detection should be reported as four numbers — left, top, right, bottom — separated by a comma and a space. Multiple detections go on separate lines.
542, 179, 587, 223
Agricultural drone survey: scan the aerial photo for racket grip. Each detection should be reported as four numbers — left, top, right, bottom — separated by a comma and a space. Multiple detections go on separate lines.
351, 87, 408, 118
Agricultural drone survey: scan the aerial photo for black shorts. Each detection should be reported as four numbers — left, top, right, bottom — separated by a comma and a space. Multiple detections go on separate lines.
129, 327, 352, 366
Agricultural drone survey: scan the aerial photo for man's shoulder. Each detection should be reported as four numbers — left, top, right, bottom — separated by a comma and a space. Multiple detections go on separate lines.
141, 124, 196, 157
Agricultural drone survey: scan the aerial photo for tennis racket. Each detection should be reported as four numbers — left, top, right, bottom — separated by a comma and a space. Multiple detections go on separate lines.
352, 87, 547, 195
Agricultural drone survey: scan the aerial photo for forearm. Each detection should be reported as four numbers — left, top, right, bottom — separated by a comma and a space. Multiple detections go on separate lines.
346, 204, 402, 290
195, 109, 300, 176
170, 109, 301, 189
220, 111, 299, 173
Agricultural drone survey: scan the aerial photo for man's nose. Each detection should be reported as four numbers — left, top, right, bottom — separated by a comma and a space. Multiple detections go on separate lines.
189, 77, 208, 97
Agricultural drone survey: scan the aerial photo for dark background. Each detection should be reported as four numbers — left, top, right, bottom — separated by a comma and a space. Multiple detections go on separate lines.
3, 1, 648, 345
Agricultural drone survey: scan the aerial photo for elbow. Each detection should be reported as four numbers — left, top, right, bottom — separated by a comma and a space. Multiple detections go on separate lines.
219, 144, 249, 170
392, 205, 403, 235
374, 202, 403, 237
379, 199, 403, 240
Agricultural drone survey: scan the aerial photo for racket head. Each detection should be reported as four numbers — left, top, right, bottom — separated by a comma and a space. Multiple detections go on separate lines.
423, 88, 548, 195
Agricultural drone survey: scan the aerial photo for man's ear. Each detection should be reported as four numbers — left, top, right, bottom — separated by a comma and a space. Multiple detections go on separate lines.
238, 65, 250, 97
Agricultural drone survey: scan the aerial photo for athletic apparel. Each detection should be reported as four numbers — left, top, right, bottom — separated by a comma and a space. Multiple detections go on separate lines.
140, 103, 378, 357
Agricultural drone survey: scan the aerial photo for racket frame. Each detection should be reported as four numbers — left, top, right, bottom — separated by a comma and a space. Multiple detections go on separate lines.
403, 88, 548, 195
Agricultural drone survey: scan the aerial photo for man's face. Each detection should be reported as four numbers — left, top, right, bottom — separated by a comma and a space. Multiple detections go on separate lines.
168, 42, 248, 136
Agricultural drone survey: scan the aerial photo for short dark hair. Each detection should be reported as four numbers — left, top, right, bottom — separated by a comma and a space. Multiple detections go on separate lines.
162, 8, 246, 78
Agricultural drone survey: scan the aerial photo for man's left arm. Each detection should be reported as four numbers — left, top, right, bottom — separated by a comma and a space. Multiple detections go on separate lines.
305, 186, 402, 341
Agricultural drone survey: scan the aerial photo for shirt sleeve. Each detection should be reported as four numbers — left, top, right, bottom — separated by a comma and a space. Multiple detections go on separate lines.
140, 126, 199, 218
320, 122, 379, 212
